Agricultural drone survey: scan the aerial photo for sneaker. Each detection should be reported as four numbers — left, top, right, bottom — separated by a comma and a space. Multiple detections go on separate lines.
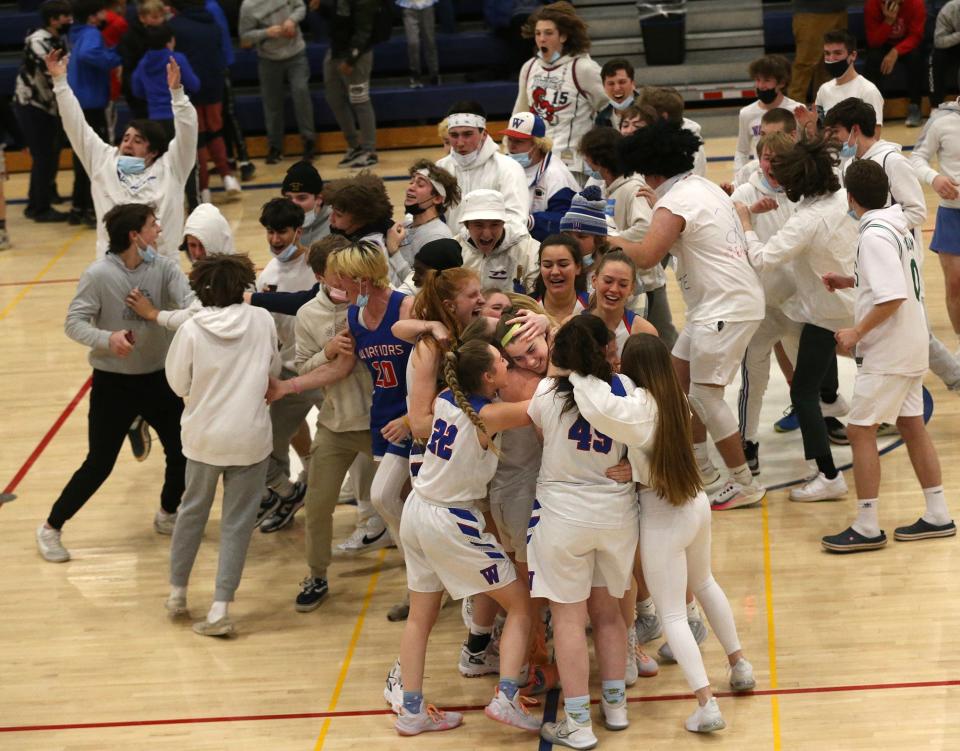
165, 592, 188, 617
906, 103, 922, 128
825, 416, 849, 445
743, 440, 760, 476
635, 647, 659, 677
301, 139, 315, 162
260, 482, 307, 533
485, 688, 541, 732
601, 696, 628, 731
729, 657, 756, 692
710, 480, 766, 510
657, 613, 707, 663
821, 525, 887, 553
395, 701, 463, 736
192, 616, 235, 637
384, 659, 403, 713
634, 609, 662, 643
877, 422, 899, 437
458, 643, 499, 677
32, 208, 71, 223
154, 509, 177, 535
774, 405, 799, 432
387, 598, 410, 622
408, 76, 424, 89
335, 519, 391, 555
223, 174, 242, 200
337, 146, 364, 167
894, 517, 957, 541
127, 416, 151, 461
789, 472, 847, 502
239, 162, 256, 182
67, 208, 85, 225
254, 489, 281, 528
685, 697, 725, 733
82, 210, 97, 228
295, 576, 329, 612
265, 148, 283, 165
698, 461, 721, 488
539, 715, 598, 749
349, 150, 379, 168
36, 524, 70, 562
520, 662, 560, 697
819, 393, 849, 418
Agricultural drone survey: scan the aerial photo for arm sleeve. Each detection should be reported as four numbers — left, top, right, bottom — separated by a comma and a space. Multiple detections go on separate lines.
580, 57, 608, 112
131, 64, 145, 99
887, 154, 928, 228
694, 143, 707, 177
860, 230, 910, 304
865, 0, 892, 47
156, 304, 197, 331
294, 311, 331, 375
165, 86, 199, 182
179, 56, 202, 95
935, 4, 960, 48
513, 60, 532, 112
895, 0, 927, 55
909, 119, 941, 184
289, 0, 306, 23
53, 76, 113, 173
734, 107, 752, 172
250, 286, 318, 315
746, 210, 812, 271
79, 40, 123, 71
239, 3, 268, 45
164, 327, 194, 397
64, 271, 112, 351
568, 373, 658, 448
531, 186, 575, 239
349, 0, 377, 52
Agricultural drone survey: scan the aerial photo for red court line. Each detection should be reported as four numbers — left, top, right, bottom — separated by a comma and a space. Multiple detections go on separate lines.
3, 678, 959, 734
3, 376, 92, 496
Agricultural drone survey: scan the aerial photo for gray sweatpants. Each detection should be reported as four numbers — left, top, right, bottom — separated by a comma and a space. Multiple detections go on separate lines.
266, 368, 323, 496
258, 51, 316, 152
646, 285, 679, 349
169, 457, 269, 602
402, 6, 438, 78
322, 49, 377, 152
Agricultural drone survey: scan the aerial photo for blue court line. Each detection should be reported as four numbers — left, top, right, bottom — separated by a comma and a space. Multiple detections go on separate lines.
538, 689, 560, 751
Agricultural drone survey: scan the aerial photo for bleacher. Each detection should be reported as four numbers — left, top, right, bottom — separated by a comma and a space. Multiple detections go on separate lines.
0, 0, 948, 145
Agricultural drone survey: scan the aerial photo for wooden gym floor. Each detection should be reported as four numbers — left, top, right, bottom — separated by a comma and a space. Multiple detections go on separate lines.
1, 128, 959, 750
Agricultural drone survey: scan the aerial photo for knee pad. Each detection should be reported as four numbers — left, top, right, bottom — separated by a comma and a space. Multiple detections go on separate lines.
688, 383, 738, 441
348, 82, 370, 104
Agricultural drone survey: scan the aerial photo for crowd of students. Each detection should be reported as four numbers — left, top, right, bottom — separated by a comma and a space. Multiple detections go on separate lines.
16, 0, 960, 748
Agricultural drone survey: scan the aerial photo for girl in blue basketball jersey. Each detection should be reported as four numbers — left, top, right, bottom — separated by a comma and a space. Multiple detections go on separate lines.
534, 234, 590, 323
586, 250, 657, 355
393, 339, 541, 737
327, 243, 414, 557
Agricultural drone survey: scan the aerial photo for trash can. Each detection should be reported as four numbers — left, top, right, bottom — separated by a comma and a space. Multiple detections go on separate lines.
637, 1, 687, 66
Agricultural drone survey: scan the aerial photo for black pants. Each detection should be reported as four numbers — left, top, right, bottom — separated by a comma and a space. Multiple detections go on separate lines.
221, 71, 249, 163
790, 324, 838, 462
47, 369, 186, 529
866, 44, 926, 106
71, 107, 107, 213
14, 103, 60, 216
929, 45, 960, 106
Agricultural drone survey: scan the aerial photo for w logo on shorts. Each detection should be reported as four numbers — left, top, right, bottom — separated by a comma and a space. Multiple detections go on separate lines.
480, 564, 500, 585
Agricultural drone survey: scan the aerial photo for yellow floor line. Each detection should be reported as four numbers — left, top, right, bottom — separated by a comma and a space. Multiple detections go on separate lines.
0, 230, 83, 322
761, 494, 782, 750
313, 547, 389, 751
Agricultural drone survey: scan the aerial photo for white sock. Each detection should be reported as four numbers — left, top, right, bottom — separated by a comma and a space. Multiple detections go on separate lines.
731, 463, 753, 486
170, 585, 187, 600
921, 485, 951, 526
207, 600, 229, 623
693, 442, 711, 468
637, 597, 656, 616
852, 498, 881, 538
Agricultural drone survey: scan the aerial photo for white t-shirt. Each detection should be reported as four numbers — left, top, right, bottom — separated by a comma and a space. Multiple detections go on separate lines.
815, 74, 885, 124
854, 207, 928, 376
655, 174, 765, 323
735, 96, 802, 172
256, 250, 317, 372
527, 375, 636, 529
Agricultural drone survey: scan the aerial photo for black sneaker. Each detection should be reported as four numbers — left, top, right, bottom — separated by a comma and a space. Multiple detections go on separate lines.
301, 139, 315, 162
825, 417, 849, 445
33, 208, 70, 223
82, 210, 97, 228
894, 517, 957, 541
127, 416, 151, 462
350, 151, 379, 169
239, 162, 256, 182
743, 440, 760, 476
337, 146, 364, 167
265, 148, 283, 165
295, 576, 328, 612
254, 489, 281, 528
67, 208, 85, 225
260, 482, 307, 533
822, 526, 887, 553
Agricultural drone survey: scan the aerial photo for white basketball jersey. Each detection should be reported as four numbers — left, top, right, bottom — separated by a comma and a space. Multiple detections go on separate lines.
527, 374, 637, 529
413, 390, 500, 506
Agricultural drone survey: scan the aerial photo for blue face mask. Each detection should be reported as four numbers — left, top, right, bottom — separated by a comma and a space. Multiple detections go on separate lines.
584, 165, 602, 181
118, 155, 146, 175
609, 94, 635, 111
840, 138, 857, 160
582, 253, 594, 268
138, 244, 157, 263
538, 49, 561, 64
847, 208, 859, 220
356, 280, 369, 308
759, 174, 784, 194
509, 151, 532, 168
272, 243, 298, 263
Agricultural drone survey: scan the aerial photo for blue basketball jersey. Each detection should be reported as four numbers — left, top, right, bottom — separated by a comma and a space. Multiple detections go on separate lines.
348, 290, 412, 432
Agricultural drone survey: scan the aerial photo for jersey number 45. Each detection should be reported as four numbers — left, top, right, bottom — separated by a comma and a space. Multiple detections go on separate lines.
568, 416, 612, 454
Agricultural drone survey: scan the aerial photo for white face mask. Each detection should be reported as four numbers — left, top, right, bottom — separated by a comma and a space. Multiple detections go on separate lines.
302, 208, 318, 228
450, 148, 481, 169
609, 94, 635, 111
538, 49, 561, 64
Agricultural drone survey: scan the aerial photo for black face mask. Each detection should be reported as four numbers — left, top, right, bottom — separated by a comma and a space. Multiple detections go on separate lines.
825, 58, 850, 79
404, 199, 431, 216
328, 225, 348, 237
756, 87, 778, 105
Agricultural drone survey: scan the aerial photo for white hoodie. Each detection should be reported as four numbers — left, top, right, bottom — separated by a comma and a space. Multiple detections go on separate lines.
910, 99, 960, 211
437, 135, 531, 234
165, 304, 280, 466
682, 117, 708, 177
458, 222, 540, 294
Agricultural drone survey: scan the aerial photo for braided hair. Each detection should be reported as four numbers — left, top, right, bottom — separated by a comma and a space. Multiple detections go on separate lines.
442, 340, 500, 455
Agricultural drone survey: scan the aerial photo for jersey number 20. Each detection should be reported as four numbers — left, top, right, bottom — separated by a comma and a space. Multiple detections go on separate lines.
568, 417, 612, 454
428, 419, 458, 460
372, 360, 398, 389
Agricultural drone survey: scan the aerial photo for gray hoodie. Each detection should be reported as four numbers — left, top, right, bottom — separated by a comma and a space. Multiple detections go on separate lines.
65, 253, 191, 374
239, 0, 306, 61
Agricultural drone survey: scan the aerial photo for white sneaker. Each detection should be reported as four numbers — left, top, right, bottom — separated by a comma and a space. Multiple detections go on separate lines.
165, 592, 188, 617
657, 612, 707, 662
820, 393, 849, 418
540, 715, 598, 749
698, 461, 721, 487
154, 509, 177, 535
395, 700, 463, 736
484, 688, 541, 732
384, 658, 403, 714
789, 472, 848, 502
36, 524, 70, 562
458, 643, 499, 677
601, 696, 628, 731
634, 608, 662, 642
685, 697, 725, 733
729, 657, 756, 692
335, 519, 391, 554
710, 480, 766, 510
223, 174, 242, 200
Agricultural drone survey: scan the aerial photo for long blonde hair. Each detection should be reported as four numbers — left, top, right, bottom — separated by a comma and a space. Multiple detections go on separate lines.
619, 333, 702, 506
442, 340, 499, 454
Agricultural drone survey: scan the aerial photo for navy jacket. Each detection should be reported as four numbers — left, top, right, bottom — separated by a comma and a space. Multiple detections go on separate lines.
168, 5, 225, 104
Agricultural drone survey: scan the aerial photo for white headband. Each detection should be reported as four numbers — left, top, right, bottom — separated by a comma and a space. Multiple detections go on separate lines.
447, 113, 487, 130
415, 168, 446, 200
